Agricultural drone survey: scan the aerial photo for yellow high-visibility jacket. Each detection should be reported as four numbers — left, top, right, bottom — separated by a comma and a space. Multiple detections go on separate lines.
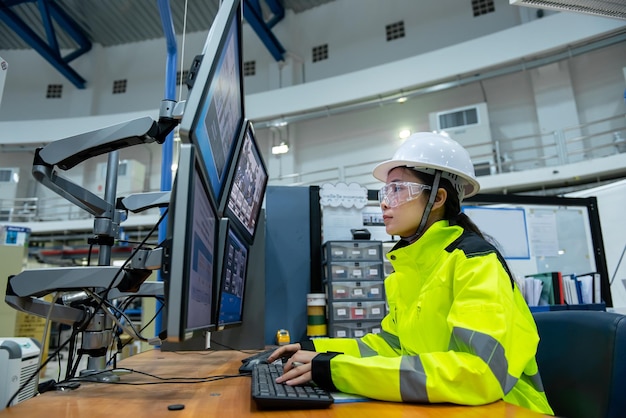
306, 220, 553, 415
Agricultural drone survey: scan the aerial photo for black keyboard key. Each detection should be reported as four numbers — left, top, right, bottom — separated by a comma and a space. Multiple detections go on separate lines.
251, 363, 334, 409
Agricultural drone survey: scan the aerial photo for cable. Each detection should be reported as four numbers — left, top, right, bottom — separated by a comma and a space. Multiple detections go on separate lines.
106, 297, 165, 367
116, 239, 160, 247
59, 367, 247, 386
83, 290, 148, 342
38, 291, 59, 383
5, 208, 169, 408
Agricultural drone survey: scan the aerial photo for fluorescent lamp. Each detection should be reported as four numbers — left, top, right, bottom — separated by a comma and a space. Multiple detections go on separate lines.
510, 0, 626, 19
272, 142, 289, 155
399, 129, 411, 139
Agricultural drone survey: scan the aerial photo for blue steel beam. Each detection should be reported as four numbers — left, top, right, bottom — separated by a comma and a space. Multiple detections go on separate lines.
37, 0, 59, 51
243, 0, 285, 62
262, 0, 284, 28
47, 0, 91, 63
0, 0, 91, 88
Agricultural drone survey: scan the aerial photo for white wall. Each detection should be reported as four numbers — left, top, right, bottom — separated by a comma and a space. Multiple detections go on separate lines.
0, 37, 625, 201
0, 4, 622, 122
567, 180, 626, 310
245, 12, 625, 121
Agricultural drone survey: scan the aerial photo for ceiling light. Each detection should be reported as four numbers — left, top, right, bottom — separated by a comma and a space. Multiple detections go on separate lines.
271, 120, 288, 127
272, 142, 289, 155
510, 0, 626, 20
399, 129, 411, 139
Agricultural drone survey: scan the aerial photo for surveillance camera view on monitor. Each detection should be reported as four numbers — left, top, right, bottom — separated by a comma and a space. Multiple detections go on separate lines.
217, 225, 249, 328
225, 122, 268, 243
182, 0, 244, 203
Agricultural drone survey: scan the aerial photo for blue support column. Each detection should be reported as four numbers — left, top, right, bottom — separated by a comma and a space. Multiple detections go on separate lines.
155, 0, 177, 336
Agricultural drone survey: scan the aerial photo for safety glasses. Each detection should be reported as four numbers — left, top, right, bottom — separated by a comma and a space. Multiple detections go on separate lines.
378, 181, 431, 208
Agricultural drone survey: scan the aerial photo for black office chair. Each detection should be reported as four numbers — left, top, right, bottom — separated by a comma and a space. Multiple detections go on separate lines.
533, 310, 626, 418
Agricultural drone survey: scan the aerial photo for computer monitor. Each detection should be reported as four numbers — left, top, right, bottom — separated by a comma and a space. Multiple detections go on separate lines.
163, 144, 218, 342
215, 218, 250, 330
221, 120, 268, 244
178, 0, 244, 206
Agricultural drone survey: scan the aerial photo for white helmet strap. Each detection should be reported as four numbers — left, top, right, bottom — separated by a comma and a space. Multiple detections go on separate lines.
406, 170, 441, 244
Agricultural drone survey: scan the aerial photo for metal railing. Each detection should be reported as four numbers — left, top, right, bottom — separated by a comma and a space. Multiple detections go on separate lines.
269, 114, 626, 189
1, 115, 625, 225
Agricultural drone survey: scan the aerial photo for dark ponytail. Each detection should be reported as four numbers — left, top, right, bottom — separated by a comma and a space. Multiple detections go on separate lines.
409, 169, 486, 239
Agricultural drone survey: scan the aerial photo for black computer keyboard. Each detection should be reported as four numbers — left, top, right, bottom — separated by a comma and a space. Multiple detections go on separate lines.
251, 363, 334, 409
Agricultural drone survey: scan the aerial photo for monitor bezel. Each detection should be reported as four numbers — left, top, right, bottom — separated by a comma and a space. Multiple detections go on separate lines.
164, 143, 219, 342
220, 120, 268, 245
178, 0, 245, 208
215, 217, 250, 330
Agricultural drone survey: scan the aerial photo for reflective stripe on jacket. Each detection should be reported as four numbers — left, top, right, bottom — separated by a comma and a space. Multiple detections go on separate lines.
310, 220, 553, 415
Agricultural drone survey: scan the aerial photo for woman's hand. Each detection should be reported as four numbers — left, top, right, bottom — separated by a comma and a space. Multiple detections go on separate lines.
266, 343, 301, 363
275, 350, 319, 386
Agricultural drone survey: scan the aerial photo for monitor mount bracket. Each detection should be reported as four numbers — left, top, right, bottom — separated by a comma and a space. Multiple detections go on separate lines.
5, 99, 184, 381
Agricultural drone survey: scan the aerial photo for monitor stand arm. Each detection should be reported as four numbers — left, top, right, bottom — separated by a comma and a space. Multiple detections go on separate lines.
6, 99, 184, 382
5, 262, 164, 382
36, 100, 185, 171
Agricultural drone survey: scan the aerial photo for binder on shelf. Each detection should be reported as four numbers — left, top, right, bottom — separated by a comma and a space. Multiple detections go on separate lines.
529, 302, 606, 313
523, 276, 543, 306
562, 274, 580, 305
524, 272, 563, 306
576, 272, 602, 304
575, 275, 592, 304
553, 272, 565, 305
524, 271, 606, 313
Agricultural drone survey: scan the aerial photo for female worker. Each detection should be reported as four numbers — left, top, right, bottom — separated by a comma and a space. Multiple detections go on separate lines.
268, 132, 553, 415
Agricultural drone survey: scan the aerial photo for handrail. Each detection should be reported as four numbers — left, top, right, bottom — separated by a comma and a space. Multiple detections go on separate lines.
2, 115, 625, 225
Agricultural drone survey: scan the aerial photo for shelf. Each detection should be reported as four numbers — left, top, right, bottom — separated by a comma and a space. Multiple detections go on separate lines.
529, 303, 606, 313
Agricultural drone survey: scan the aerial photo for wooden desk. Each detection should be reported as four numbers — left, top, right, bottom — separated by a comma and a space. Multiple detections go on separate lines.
0, 350, 550, 418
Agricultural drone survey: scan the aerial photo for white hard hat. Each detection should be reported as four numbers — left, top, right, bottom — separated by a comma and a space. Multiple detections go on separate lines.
373, 132, 480, 199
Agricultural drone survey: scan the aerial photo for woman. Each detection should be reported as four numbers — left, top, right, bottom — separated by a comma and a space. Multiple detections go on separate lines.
268, 132, 553, 415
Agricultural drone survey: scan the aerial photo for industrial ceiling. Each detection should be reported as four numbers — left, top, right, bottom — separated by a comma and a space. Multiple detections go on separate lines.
0, 0, 623, 88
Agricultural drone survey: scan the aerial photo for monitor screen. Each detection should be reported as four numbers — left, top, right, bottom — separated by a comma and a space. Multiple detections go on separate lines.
215, 218, 249, 329
178, 0, 244, 207
222, 120, 268, 244
163, 144, 218, 342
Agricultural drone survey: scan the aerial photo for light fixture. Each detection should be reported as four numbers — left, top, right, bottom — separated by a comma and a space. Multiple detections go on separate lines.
510, 0, 626, 20
271, 120, 288, 128
272, 141, 289, 155
399, 129, 411, 139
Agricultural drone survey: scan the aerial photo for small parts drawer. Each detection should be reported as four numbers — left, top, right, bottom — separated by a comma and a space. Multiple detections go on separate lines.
330, 322, 383, 338
325, 261, 383, 281
328, 281, 384, 300
331, 301, 386, 321
324, 241, 382, 262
